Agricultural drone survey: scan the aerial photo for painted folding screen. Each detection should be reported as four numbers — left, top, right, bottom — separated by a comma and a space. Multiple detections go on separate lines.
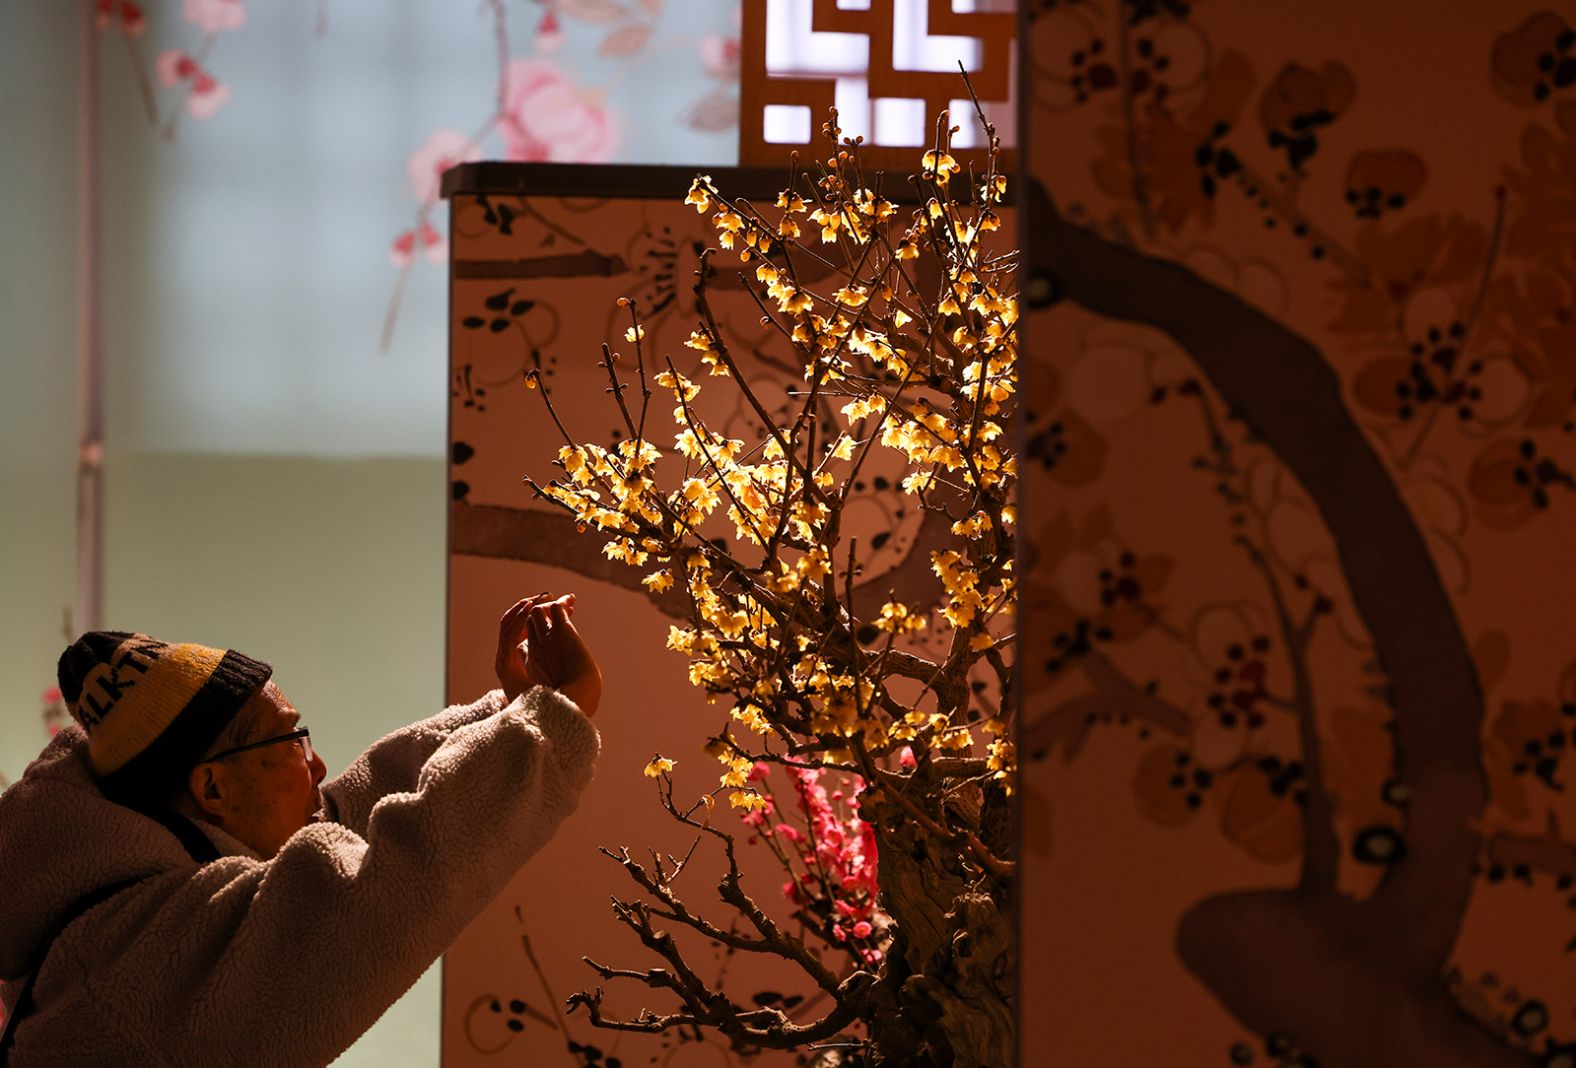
1017, 0, 1576, 1064
441, 163, 1020, 1066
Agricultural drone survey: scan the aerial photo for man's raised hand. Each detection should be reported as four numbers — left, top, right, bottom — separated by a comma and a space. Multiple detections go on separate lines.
495, 594, 558, 702
524, 597, 602, 717
495, 593, 601, 717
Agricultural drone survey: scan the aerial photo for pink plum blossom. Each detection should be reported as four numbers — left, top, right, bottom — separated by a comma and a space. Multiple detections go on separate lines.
500, 58, 618, 164
407, 129, 480, 204
182, 0, 245, 33
739, 763, 890, 958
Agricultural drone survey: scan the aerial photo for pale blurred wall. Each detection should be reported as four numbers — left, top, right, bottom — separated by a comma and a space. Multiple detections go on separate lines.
0, 2, 735, 1064
0, 6, 81, 790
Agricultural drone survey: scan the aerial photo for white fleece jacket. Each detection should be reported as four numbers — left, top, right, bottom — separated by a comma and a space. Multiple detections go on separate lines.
0, 685, 598, 1066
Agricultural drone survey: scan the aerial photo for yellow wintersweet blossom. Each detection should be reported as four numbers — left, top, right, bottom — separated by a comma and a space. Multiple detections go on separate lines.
531, 134, 1020, 869
921, 149, 959, 184
796, 549, 831, 582
654, 368, 700, 402
778, 287, 814, 315
719, 753, 753, 788
951, 511, 992, 538
832, 285, 869, 307
685, 175, 714, 213
841, 394, 887, 422
826, 435, 856, 462
875, 601, 926, 635
987, 738, 1015, 781
731, 703, 772, 734
808, 206, 842, 243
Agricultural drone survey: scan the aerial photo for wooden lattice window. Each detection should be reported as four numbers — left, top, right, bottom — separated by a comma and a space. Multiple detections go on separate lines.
740, 0, 1018, 172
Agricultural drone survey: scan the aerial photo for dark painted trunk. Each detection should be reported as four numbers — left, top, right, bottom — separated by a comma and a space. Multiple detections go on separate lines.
1178, 890, 1531, 1067
1026, 185, 1507, 1065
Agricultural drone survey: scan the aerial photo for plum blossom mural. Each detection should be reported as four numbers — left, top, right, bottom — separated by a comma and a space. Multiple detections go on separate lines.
1021, 0, 1576, 1063
95, 0, 742, 349
383, 0, 743, 346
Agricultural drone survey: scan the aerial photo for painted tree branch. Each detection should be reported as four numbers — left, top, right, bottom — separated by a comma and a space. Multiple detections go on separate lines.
1027, 179, 1486, 969
453, 498, 956, 622
1020, 651, 1192, 762
451, 500, 692, 617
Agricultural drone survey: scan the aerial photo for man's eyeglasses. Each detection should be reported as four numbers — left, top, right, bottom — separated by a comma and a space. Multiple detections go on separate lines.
204, 727, 313, 764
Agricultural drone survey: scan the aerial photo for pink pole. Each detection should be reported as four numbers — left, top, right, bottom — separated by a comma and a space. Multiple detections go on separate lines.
75, 0, 104, 634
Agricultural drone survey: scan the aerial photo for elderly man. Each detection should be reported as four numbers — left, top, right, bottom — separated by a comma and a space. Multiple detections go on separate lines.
0, 593, 600, 1065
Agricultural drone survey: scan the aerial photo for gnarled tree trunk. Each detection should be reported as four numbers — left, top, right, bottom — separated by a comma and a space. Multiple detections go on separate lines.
859, 778, 1015, 1068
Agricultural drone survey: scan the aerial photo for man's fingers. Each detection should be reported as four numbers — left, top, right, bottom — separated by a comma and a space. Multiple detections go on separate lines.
528, 606, 552, 654
513, 594, 591, 695
500, 594, 550, 636
508, 593, 573, 628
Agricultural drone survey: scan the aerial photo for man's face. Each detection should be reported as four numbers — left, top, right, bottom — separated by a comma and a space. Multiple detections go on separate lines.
206, 682, 327, 858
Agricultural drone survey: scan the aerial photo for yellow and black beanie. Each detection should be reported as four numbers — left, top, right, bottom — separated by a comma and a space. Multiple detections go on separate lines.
57, 631, 273, 801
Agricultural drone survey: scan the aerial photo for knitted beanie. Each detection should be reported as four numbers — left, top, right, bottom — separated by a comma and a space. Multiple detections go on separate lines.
57, 631, 273, 801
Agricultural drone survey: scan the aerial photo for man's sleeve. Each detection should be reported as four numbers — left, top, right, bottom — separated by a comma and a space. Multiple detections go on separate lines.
80, 685, 598, 1068
318, 687, 516, 834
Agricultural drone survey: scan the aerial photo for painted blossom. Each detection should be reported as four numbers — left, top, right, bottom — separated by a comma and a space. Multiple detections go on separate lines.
186, 73, 230, 119
182, 0, 245, 33
699, 33, 740, 79
499, 59, 618, 164
389, 230, 417, 268
155, 50, 231, 119
389, 221, 445, 268
155, 50, 197, 88
407, 129, 480, 205
535, 9, 565, 54
97, 0, 146, 35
